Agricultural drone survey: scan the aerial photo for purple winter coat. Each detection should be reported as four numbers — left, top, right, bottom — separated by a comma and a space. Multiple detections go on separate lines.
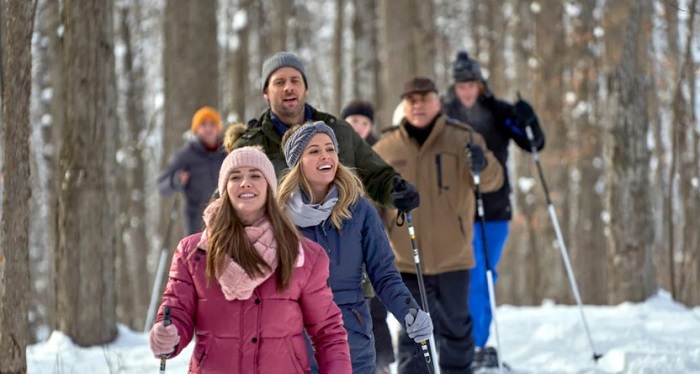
156, 233, 351, 374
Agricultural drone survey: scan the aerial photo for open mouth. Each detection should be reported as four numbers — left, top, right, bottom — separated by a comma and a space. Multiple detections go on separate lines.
318, 164, 333, 171
238, 193, 257, 199
283, 97, 297, 103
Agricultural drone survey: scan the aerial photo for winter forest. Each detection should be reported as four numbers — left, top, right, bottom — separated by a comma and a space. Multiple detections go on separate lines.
0, 0, 699, 373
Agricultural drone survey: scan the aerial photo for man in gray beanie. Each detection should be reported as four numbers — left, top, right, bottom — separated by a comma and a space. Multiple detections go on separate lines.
229, 51, 420, 212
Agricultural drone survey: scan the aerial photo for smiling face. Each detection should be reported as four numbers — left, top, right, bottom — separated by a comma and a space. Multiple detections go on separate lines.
300, 133, 338, 200
226, 167, 268, 224
403, 91, 442, 128
264, 67, 308, 125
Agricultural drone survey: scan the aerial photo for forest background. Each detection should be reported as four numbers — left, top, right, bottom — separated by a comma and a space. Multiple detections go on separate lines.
0, 1, 698, 371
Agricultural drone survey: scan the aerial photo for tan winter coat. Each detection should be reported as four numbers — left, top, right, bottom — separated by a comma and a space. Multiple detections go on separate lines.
373, 115, 504, 275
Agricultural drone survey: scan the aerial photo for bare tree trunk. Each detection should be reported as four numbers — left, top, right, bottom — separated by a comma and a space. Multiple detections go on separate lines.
114, 1, 150, 331
484, 0, 506, 95
659, 0, 682, 301
56, 0, 118, 346
676, 0, 698, 305
351, 0, 379, 106
566, 0, 608, 305
333, 0, 345, 115
269, 0, 290, 52
0, 0, 34, 370
29, 0, 62, 339
158, 0, 220, 309
603, 0, 656, 303
378, 0, 436, 130
499, 0, 541, 305
231, 0, 252, 122
530, 0, 569, 303
160, 0, 189, 260
188, 0, 219, 109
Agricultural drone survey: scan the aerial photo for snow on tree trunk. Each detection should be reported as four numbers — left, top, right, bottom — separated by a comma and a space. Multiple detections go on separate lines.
603, 0, 657, 304
113, 2, 151, 331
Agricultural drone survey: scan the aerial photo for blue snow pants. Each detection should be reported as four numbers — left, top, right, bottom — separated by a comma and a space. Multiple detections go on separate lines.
470, 220, 509, 348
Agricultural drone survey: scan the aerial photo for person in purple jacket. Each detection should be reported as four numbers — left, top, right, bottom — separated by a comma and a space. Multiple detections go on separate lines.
158, 106, 227, 234
149, 147, 351, 373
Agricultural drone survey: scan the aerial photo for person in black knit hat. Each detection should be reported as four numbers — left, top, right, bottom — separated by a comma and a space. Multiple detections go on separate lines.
341, 99, 378, 145
442, 50, 546, 370
341, 99, 392, 374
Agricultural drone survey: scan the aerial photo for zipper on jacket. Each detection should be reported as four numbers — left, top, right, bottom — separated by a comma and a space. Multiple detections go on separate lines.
435, 154, 443, 194
458, 216, 466, 238
351, 308, 364, 325
435, 154, 449, 193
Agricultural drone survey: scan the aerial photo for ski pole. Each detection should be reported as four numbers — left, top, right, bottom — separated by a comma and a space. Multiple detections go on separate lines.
145, 198, 179, 332
404, 212, 440, 374
518, 92, 603, 362
467, 141, 504, 373
159, 306, 171, 374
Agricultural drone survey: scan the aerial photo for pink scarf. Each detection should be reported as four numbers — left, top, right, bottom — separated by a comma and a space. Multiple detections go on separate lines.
198, 199, 304, 300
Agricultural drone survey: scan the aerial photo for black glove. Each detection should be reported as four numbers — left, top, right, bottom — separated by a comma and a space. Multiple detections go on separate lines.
466, 143, 487, 173
391, 176, 420, 212
513, 99, 538, 129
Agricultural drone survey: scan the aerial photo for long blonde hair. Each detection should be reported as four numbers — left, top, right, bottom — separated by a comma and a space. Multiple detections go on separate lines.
206, 185, 300, 290
277, 124, 365, 230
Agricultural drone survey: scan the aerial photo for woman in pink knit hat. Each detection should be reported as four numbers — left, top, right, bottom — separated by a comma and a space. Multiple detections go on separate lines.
148, 146, 351, 373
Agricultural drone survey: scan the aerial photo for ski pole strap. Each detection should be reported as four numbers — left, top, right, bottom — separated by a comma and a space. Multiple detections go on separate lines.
396, 210, 405, 227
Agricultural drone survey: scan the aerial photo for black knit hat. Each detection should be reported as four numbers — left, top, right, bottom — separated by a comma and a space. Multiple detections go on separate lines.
341, 100, 374, 123
452, 51, 484, 83
261, 51, 308, 91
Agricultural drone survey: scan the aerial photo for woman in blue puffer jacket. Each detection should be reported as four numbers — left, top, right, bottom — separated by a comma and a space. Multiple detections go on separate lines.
277, 121, 433, 374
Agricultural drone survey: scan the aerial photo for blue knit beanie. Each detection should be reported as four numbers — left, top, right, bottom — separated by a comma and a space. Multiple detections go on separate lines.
261, 51, 308, 90
283, 121, 339, 168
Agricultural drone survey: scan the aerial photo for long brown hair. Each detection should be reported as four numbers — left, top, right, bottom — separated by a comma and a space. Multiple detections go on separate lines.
205, 185, 300, 290
277, 124, 365, 230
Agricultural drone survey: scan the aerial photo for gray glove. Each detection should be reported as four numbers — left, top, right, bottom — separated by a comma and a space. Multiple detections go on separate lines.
404, 309, 433, 343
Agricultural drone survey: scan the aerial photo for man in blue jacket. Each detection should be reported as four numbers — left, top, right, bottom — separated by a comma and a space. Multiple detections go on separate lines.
158, 106, 227, 234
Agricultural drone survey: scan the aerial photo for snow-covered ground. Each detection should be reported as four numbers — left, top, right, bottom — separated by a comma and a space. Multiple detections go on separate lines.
28, 291, 700, 373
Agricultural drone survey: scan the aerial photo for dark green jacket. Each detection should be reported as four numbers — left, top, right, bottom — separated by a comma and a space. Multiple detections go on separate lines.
233, 106, 397, 206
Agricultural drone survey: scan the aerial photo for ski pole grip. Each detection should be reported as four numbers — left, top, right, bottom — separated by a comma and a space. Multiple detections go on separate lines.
163, 306, 171, 327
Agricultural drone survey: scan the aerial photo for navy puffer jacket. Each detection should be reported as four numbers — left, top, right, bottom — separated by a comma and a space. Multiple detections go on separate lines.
296, 196, 416, 373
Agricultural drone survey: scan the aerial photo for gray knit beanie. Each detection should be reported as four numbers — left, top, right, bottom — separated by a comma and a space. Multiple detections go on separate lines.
452, 51, 484, 83
283, 121, 339, 168
261, 51, 308, 90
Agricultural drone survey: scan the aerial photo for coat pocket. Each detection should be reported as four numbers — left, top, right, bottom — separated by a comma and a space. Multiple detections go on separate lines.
189, 337, 211, 373
283, 336, 308, 374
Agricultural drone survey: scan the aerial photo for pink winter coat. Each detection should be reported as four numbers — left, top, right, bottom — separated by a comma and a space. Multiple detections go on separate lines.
155, 232, 351, 374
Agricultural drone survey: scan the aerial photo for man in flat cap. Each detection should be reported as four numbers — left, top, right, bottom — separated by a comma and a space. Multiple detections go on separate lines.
373, 77, 504, 374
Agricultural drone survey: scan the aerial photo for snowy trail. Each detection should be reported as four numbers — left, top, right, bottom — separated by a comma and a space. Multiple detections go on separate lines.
28, 292, 700, 373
